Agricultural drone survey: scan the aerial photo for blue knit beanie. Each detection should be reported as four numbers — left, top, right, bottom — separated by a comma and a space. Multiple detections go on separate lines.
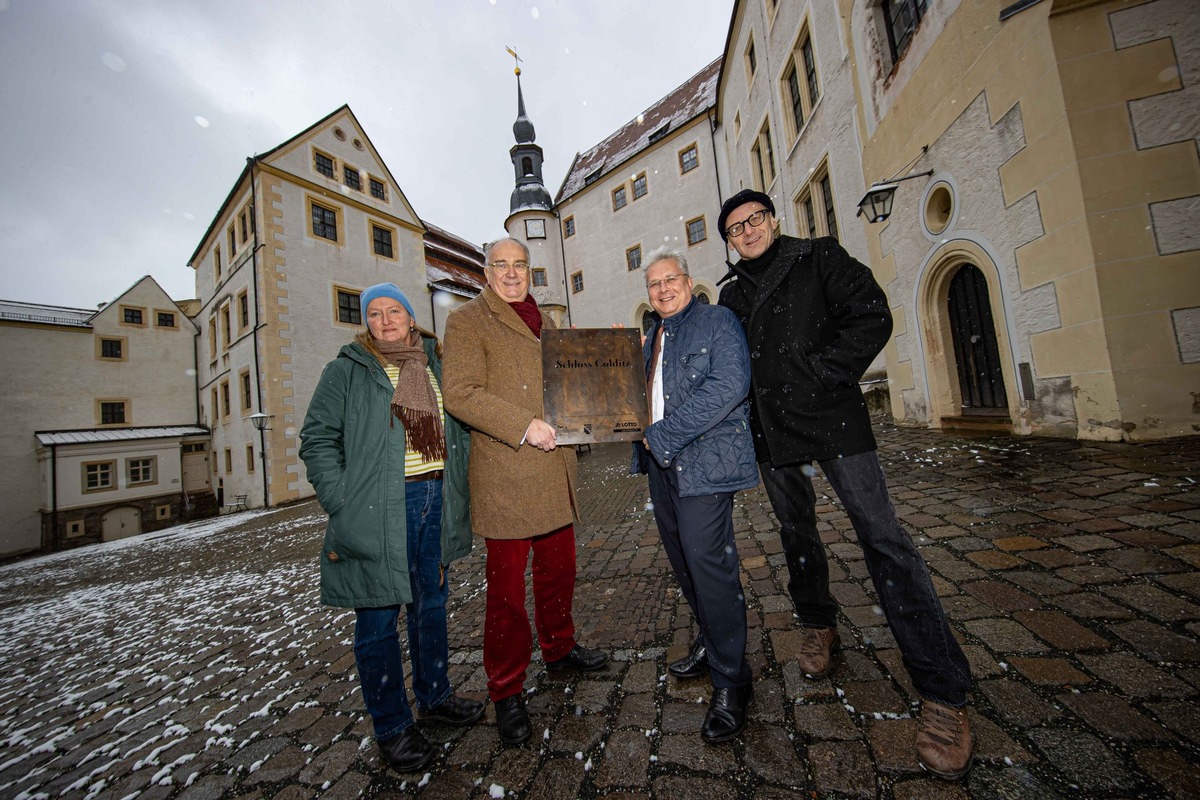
359, 283, 415, 322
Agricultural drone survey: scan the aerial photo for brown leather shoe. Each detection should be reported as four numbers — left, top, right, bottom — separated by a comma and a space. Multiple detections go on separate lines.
917, 700, 974, 780
796, 626, 840, 679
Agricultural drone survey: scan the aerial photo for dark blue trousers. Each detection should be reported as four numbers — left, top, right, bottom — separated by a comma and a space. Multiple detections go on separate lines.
761, 450, 971, 706
648, 461, 751, 689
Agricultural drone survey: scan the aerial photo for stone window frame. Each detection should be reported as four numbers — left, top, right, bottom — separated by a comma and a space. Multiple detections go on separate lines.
97, 335, 127, 362
750, 116, 777, 191
155, 309, 179, 329
626, 244, 643, 272
239, 368, 253, 412
370, 220, 397, 260
679, 142, 700, 175
570, 270, 585, 294
237, 289, 251, 333
313, 148, 336, 179
82, 460, 117, 494
612, 185, 628, 212
307, 196, 343, 244
369, 175, 388, 201
96, 398, 129, 426
127, 455, 158, 487
632, 172, 648, 201
333, 284, 363, 327
686, 216, 708, 246
563, 216, 576, 238
119, 305, 147, 328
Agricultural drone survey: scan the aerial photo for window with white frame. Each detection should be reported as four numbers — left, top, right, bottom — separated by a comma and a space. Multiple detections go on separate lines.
128, 457, 156, 486
679, 143, 699, 174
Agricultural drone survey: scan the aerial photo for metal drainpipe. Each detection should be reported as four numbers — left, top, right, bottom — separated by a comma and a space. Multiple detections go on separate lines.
709, 109, 724, 207
554, 210, 573, 326
50, 443, 59, 550
247, 157, 269, 508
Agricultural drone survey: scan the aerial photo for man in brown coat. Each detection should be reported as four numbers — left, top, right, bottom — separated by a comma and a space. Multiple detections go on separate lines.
442, 238, 609, 746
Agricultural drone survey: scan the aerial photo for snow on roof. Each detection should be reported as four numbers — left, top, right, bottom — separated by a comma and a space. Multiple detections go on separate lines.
0, 299, 94, 328
425, 238, 483, 266
423, 221, 484, 256
556, 57, 720, 203
36, 426, 210, 446
426, 261, 485, 291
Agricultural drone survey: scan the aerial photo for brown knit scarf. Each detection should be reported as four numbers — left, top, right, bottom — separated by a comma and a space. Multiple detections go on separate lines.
375, 338, 446, 463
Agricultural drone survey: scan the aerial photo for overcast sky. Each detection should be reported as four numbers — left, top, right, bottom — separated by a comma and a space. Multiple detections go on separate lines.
0, 0, 732, 308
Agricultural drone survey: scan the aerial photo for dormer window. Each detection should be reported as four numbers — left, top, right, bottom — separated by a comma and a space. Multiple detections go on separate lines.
584, 168, 603, 186
648, 123, 670, 144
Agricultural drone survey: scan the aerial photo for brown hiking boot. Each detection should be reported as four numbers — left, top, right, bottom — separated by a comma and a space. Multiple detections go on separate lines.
917, 700, 974, 780
796, 626, 839, 679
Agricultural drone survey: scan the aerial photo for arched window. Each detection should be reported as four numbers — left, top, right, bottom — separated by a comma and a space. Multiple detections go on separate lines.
522, 157, 534, 176
695, 291, 710, 305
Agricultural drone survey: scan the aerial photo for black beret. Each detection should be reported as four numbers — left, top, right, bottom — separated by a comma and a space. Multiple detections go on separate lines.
718, 190, 775, 240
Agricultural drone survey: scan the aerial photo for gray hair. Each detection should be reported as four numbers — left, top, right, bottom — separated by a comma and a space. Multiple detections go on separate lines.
484, 237, 530, 264
643, 246, 689, 280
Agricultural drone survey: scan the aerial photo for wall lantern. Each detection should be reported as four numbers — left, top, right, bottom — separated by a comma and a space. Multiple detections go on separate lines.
249, 412, 273, 431
855, 171, 934, 224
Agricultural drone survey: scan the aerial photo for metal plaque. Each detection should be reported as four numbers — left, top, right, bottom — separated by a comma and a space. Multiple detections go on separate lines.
542, 328, 648, 445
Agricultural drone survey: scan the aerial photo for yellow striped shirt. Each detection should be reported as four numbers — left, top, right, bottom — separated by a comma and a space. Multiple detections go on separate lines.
384, 364, 446, 476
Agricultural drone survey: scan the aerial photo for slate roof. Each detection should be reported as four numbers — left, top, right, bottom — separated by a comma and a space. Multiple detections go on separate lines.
424, 222, 486, 295
556, 58, 721, 204
36, 426, 210, 446
0, 300, 94, 328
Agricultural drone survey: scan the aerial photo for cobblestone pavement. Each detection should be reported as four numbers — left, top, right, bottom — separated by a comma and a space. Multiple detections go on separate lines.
2, 420, 1199, 800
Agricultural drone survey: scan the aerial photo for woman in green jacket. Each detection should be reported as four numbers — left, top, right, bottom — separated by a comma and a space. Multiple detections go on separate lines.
299, 283, 481, 773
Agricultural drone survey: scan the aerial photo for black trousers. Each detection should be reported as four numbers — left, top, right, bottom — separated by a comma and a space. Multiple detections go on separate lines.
648, 460, 751, 689
760, 451, 971, 706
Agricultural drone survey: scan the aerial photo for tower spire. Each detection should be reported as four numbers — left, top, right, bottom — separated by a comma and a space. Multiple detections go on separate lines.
505, 51, 551, 214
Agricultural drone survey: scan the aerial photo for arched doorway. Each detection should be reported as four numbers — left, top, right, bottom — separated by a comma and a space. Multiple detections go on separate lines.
915, 240, 1018, 433
101, 506, 142, 542
947, 264, 1007, 413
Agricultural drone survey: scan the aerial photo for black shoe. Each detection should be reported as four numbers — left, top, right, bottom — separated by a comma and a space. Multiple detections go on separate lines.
701, 684, 753, 744
668, 641, 708, 679
418, 694, 485, 726
545, 644, 609, 672
495, 694, 531, 745
378, 726, 434, 772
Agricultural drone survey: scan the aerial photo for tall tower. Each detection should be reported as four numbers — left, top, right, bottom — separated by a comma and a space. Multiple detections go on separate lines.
503, 57, 567, 323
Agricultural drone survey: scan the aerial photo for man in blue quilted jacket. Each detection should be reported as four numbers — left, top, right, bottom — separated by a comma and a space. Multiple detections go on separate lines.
631, 247, 759, 744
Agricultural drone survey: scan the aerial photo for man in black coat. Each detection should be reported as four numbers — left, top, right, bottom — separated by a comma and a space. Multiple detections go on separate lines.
716, 189, 973, 780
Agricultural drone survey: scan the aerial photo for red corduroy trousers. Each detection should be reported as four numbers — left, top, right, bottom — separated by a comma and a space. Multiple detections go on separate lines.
483, 524, 578, 701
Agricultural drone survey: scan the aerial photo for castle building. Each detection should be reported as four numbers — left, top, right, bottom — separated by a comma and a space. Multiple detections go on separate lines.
0, 277, 208, 558
555, 59, 729, 332
842, 0, 1198, 439
187, 105, 480, 512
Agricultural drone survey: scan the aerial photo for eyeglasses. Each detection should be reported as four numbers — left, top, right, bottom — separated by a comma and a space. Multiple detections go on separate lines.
724, 209, 769, 238
647, 273, 687, 293
487, 261, 530, 274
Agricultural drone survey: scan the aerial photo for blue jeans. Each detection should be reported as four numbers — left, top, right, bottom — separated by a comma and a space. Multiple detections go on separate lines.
353, 477, 451, 740
761, 450, 971, 707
